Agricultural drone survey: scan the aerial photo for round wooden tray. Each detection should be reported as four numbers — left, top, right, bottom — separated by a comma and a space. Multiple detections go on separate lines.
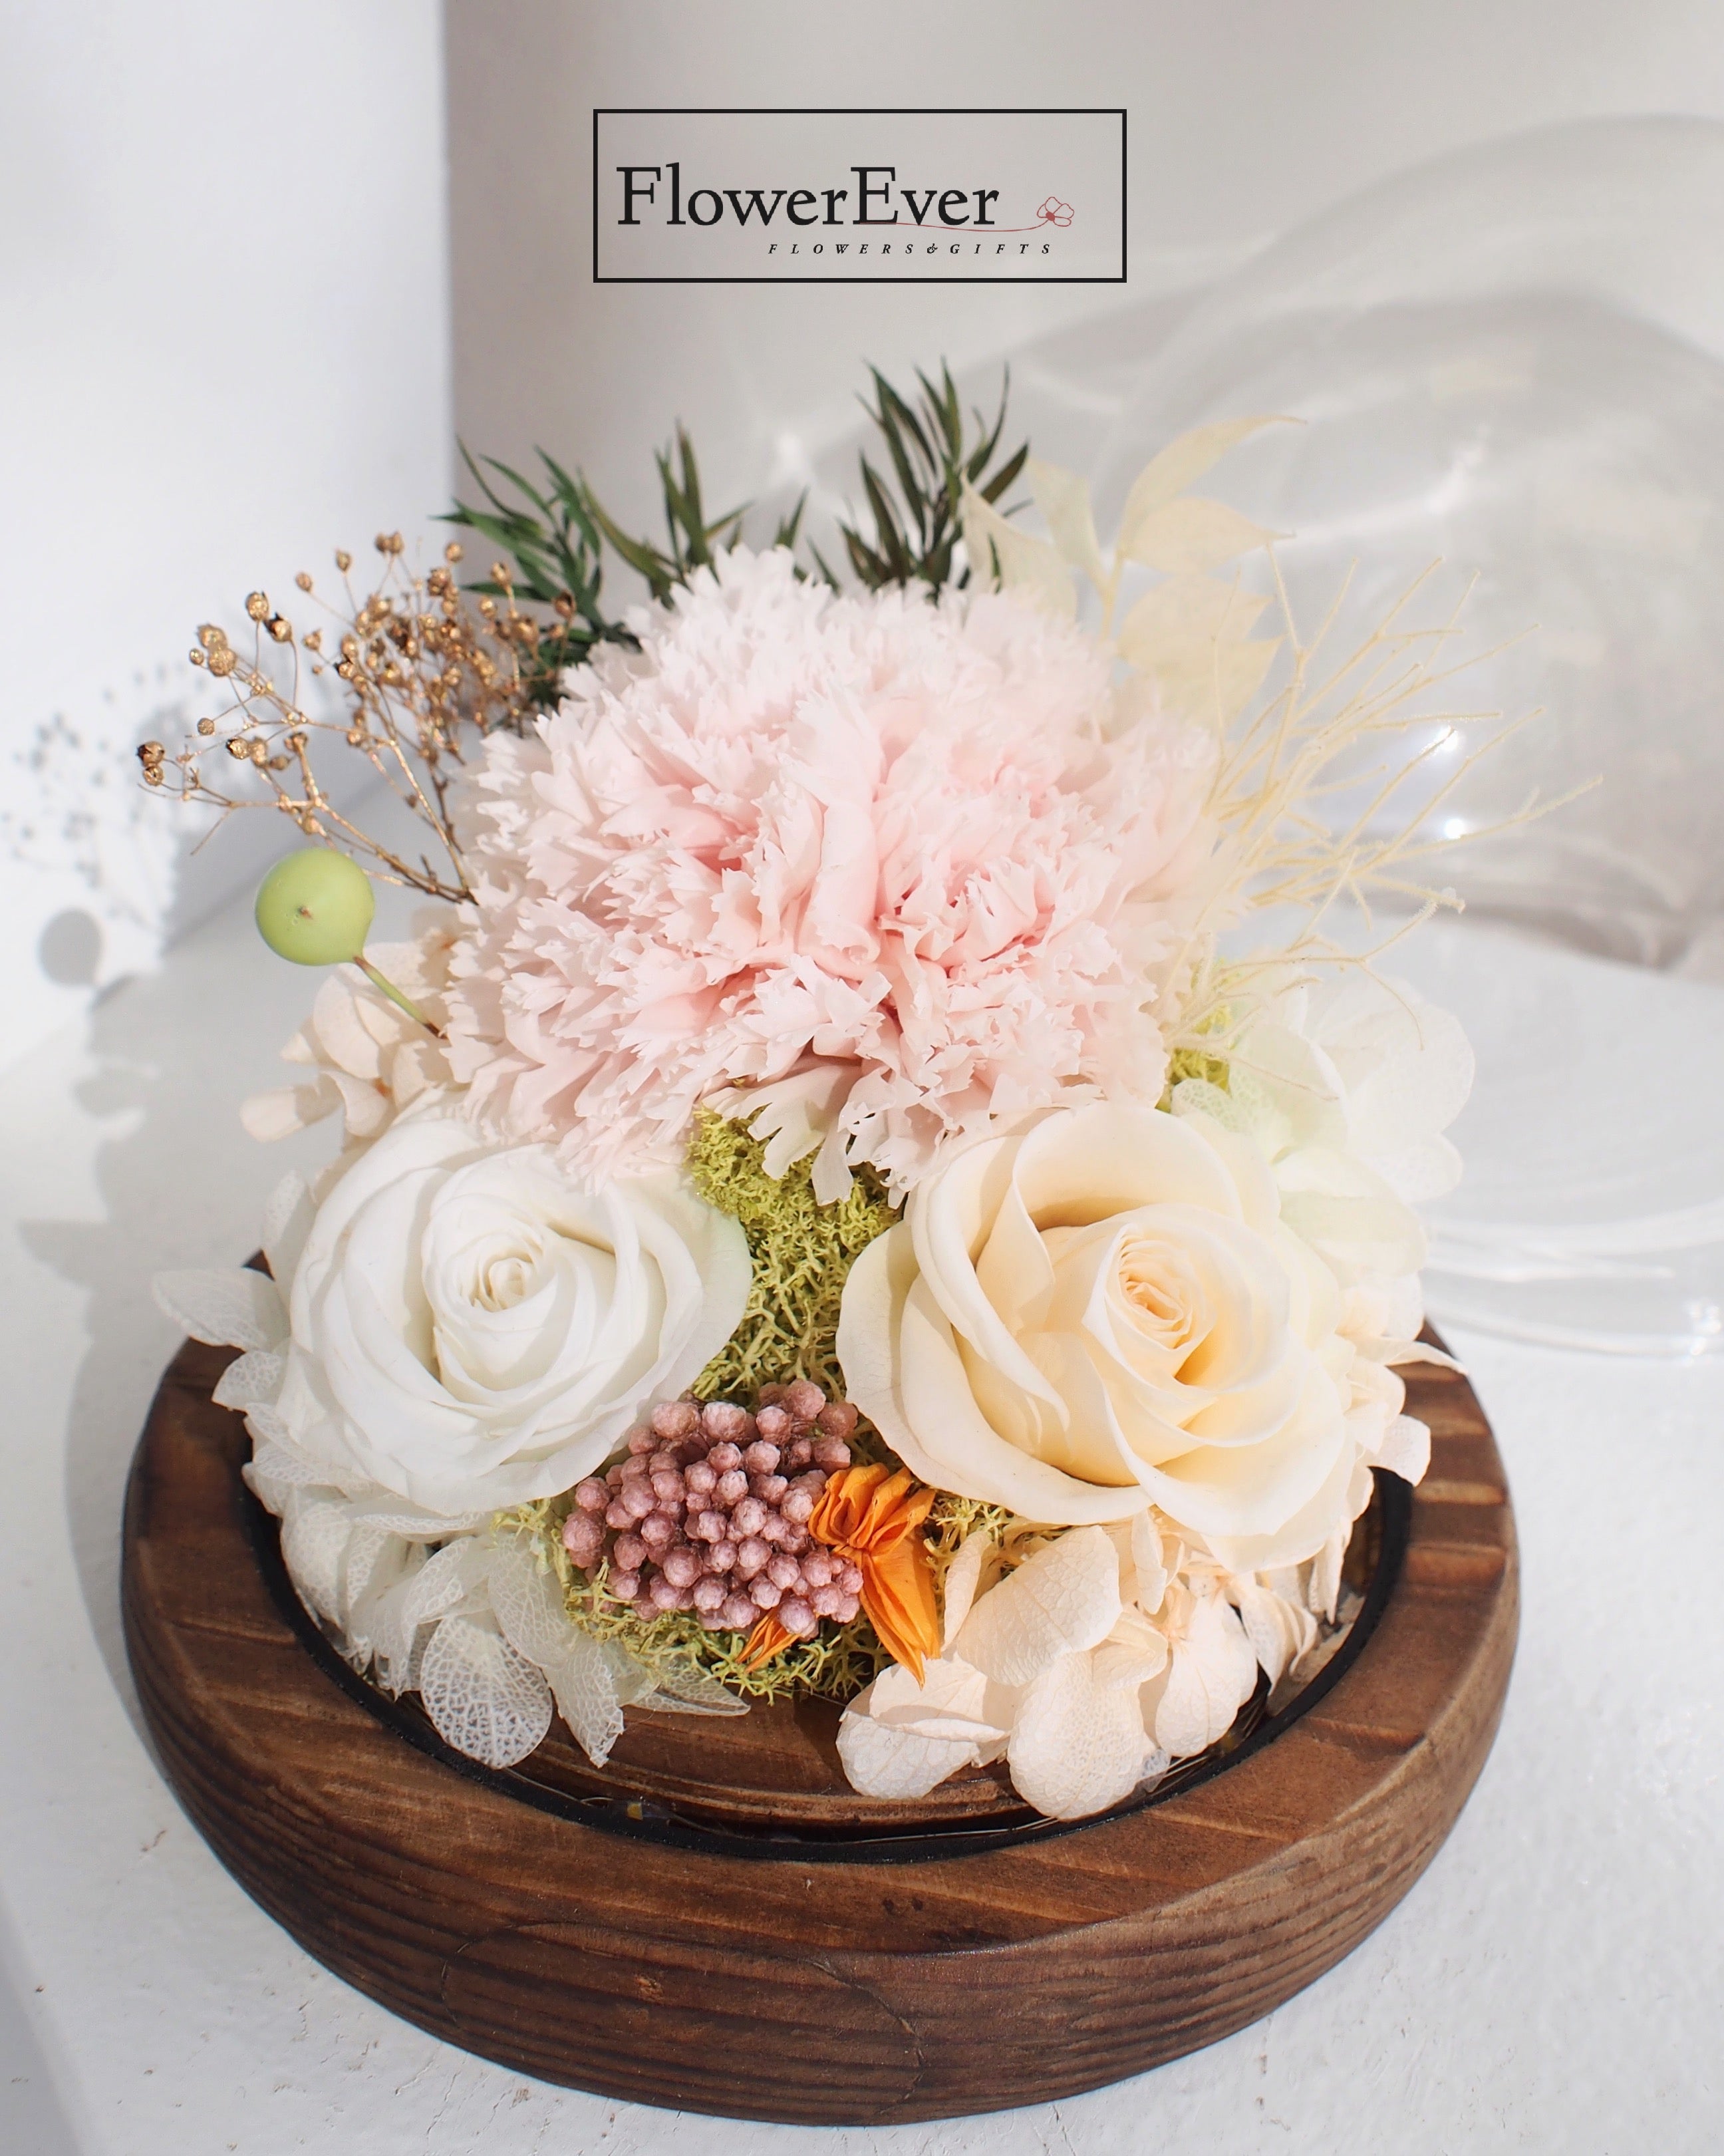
122, 1334, 1516, 2125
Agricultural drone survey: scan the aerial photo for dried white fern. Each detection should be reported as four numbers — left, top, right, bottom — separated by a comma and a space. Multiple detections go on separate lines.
962, 418, 1574, 1061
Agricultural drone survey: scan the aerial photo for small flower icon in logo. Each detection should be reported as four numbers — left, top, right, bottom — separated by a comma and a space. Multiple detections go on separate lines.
1036, 197, 1074, 228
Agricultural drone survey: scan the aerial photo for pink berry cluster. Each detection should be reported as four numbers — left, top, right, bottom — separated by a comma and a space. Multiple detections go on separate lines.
561, 1380, 863, 1639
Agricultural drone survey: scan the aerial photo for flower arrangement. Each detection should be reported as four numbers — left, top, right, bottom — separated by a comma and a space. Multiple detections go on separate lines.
147, 367, 1505, 1821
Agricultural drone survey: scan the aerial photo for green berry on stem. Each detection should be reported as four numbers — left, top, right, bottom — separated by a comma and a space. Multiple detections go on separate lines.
253, 847, 439, 1033
254, 848, 374, 965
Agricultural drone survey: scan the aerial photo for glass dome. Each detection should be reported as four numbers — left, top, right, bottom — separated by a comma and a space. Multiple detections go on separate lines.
1093, 117, 1724, 1354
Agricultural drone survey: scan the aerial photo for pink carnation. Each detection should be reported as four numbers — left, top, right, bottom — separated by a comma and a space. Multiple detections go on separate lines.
446, 548, 1214, 1196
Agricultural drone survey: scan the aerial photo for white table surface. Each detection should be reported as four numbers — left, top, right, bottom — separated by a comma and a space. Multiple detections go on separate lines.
3, 891, 1721, 2155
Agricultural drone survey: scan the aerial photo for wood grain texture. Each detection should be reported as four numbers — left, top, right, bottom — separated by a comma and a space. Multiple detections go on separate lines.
122, 1338, 1516, 2125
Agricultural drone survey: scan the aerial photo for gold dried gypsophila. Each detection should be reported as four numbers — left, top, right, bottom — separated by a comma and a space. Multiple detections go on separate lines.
134, 537, 541, 902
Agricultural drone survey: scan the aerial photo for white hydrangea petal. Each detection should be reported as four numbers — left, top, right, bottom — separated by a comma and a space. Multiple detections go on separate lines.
389, 1043, 446, 1110
343, 1504, 492, 1538
154, 1267, 287, 1351
1095, 1608, 1169, 1688
329, 1068, 394, 1138
241, 1463, 294, 1517
279, 1495, 357, 1624
633, 1664, 750, 1716
397, 1536, 492, 1634
339, 1519, 402, 1623
938, 1531, 997, 1649
488, 1540, 580, 1668
1007, 1650, 1155, 1821
952, 1525, 1121, 1687
211, 1350, 283, 1410
1229, 1575, 1317, 1688
1126, 1509, 1169, 1615
241, 1404, 290, 1450
241, 1078, 339, 1142
1372, 1414, 1431, 1485
261, 1171, 316, 1290
867, 1656, 1013, 1744
366, 1546, 430, 1690
419, 1614, 553, 1768
601, 1636, 660, 1708
837, 1686, 987, 1800
1169, 1075, 1248, 1132
1307, 1522, 1348, 1622
546, 1627, 626, 1767
1376, 1338, 1464, 1372
344, 1533, 416, 1646
1371, 1133, 1464, 1206
1154, 1592, 1260, 1758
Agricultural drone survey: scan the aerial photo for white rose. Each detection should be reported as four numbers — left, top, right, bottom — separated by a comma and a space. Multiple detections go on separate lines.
273, 1107, 750, 1513
837, 1100, 1375, 1571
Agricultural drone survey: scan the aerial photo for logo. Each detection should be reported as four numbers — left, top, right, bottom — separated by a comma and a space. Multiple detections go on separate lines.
593, 109, 1126, 283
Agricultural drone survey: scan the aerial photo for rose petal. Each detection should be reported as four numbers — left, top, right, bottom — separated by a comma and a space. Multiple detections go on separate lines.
839, 1229, 1147, 1525
277, 1105, 751, 1515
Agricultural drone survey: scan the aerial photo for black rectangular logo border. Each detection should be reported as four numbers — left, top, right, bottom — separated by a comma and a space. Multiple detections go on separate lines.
591, 107, 1128, 285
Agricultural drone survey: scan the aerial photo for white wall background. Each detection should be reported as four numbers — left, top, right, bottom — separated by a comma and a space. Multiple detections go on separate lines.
446, 0, 1724, 530
0, 1, 450, 1070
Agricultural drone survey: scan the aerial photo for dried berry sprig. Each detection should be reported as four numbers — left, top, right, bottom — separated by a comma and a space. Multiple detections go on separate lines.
134, 536, 541, 901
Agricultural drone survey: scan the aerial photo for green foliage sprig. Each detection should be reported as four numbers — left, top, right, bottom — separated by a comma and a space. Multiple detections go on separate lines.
444, 430, 757, 706
444, 361, 1028, 704
828, 363, 1028, 593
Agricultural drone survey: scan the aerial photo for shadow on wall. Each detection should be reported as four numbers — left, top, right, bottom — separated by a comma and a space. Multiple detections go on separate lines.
39, 910, 104, 988
17, 899, 363, 1737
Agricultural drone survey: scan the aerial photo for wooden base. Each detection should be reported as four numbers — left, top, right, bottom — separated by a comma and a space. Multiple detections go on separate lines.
122, 1337, 1516, 2125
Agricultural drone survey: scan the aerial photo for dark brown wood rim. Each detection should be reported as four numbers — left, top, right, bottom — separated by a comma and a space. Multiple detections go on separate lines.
122, 1336, 1516, 2124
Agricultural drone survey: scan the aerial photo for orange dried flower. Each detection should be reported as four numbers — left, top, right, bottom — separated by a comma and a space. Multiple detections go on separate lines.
821, 1463, 941, 1676
740, 1461, 941, 1679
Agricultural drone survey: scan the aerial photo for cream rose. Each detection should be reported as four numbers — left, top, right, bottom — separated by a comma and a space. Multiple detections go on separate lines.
273, 1106, 750, 1514
837, 1102, 1374, 1569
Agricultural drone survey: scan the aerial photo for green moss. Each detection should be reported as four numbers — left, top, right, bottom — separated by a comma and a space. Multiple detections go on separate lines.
921, 1491, 1016, 1593
685, 1107, 899, 1402
1159, 1006, 1234, 1108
